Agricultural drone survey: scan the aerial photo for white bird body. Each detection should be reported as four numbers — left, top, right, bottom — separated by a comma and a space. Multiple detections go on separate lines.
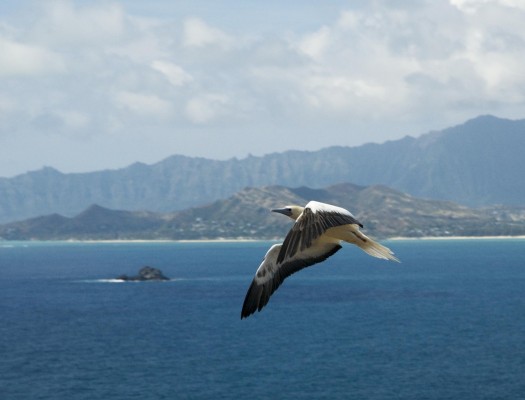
241, 201, 399, 319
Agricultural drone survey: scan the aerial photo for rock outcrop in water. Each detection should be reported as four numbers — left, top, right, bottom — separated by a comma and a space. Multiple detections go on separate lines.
117, 266, 169, 281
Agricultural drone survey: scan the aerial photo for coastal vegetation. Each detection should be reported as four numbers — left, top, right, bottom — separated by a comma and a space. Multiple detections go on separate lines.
1, 183, 524, 241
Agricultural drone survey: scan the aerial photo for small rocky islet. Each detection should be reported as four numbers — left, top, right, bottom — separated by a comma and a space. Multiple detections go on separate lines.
116, 266, 169, 281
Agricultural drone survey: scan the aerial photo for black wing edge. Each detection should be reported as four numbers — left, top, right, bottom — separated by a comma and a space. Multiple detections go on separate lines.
276, 208, 314, 264
322, 211, 363, 229
241, 244, 342, 319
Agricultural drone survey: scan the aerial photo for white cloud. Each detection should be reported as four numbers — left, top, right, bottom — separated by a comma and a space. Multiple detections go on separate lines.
0, 37, 65, 76
57, 110, 90, 130
151, 60, 193, 86
182, 17, 234, 48
107, 16, 170, 63
29, 0, 127, 47
450, 0, 525, 12
290, 3, 525, 119
297, 26, 331, 61
115, 91, 174, 118
304, 75, 388, 108
185, 93, 229, 123
1, 0, 525, 177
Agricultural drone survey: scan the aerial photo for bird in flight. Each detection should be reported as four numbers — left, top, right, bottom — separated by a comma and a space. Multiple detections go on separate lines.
241, 201, 399, 319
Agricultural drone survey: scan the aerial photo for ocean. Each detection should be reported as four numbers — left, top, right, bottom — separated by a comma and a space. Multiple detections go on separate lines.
1, 239, 524, 399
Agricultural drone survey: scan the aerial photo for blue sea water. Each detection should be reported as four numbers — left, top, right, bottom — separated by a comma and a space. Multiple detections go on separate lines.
1, 239, 524, 400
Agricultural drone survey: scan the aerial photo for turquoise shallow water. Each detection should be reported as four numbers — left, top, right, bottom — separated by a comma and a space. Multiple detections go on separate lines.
1, 239, 524, 399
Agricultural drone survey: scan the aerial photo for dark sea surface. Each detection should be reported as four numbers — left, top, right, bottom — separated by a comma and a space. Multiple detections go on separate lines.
1, 239, 524, 400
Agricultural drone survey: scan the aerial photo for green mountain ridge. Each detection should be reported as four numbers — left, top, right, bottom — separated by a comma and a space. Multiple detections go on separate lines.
1, 183, 524, 241
1, 115, 524, 224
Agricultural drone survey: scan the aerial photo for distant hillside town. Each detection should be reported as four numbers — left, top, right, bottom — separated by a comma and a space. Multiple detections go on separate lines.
1, 183, 524, 241
1, 115, 525, 240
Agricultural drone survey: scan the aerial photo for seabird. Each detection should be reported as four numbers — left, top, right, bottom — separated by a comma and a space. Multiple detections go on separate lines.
241, 201, 399, 319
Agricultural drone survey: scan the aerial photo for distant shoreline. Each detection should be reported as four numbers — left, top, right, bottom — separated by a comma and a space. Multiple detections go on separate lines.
62, 235, 525, 242
388, 235, 525, 241
2, 236, 525, 244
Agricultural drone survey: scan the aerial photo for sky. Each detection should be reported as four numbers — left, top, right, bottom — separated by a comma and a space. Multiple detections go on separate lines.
1, 0, 525, 177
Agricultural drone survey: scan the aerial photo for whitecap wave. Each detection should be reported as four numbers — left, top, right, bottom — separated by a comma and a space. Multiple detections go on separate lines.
79, 278, 183, 283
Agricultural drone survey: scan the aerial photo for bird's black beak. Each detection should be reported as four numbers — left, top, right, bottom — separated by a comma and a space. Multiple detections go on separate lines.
272, 207, 292, 217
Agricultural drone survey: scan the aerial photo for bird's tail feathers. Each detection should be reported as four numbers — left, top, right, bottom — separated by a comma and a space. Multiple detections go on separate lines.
351, 230, 400, 262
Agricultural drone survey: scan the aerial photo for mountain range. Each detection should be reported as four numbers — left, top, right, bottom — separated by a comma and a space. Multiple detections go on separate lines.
1, 115, 524, 224
1, 183, 524, 240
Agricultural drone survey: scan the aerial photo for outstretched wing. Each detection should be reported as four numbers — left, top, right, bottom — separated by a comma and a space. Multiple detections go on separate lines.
241, 242, 342, 319
277, 201, 362, 264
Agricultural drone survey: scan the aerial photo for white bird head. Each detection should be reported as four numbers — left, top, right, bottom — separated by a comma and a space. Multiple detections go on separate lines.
271, 205, 304, 221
